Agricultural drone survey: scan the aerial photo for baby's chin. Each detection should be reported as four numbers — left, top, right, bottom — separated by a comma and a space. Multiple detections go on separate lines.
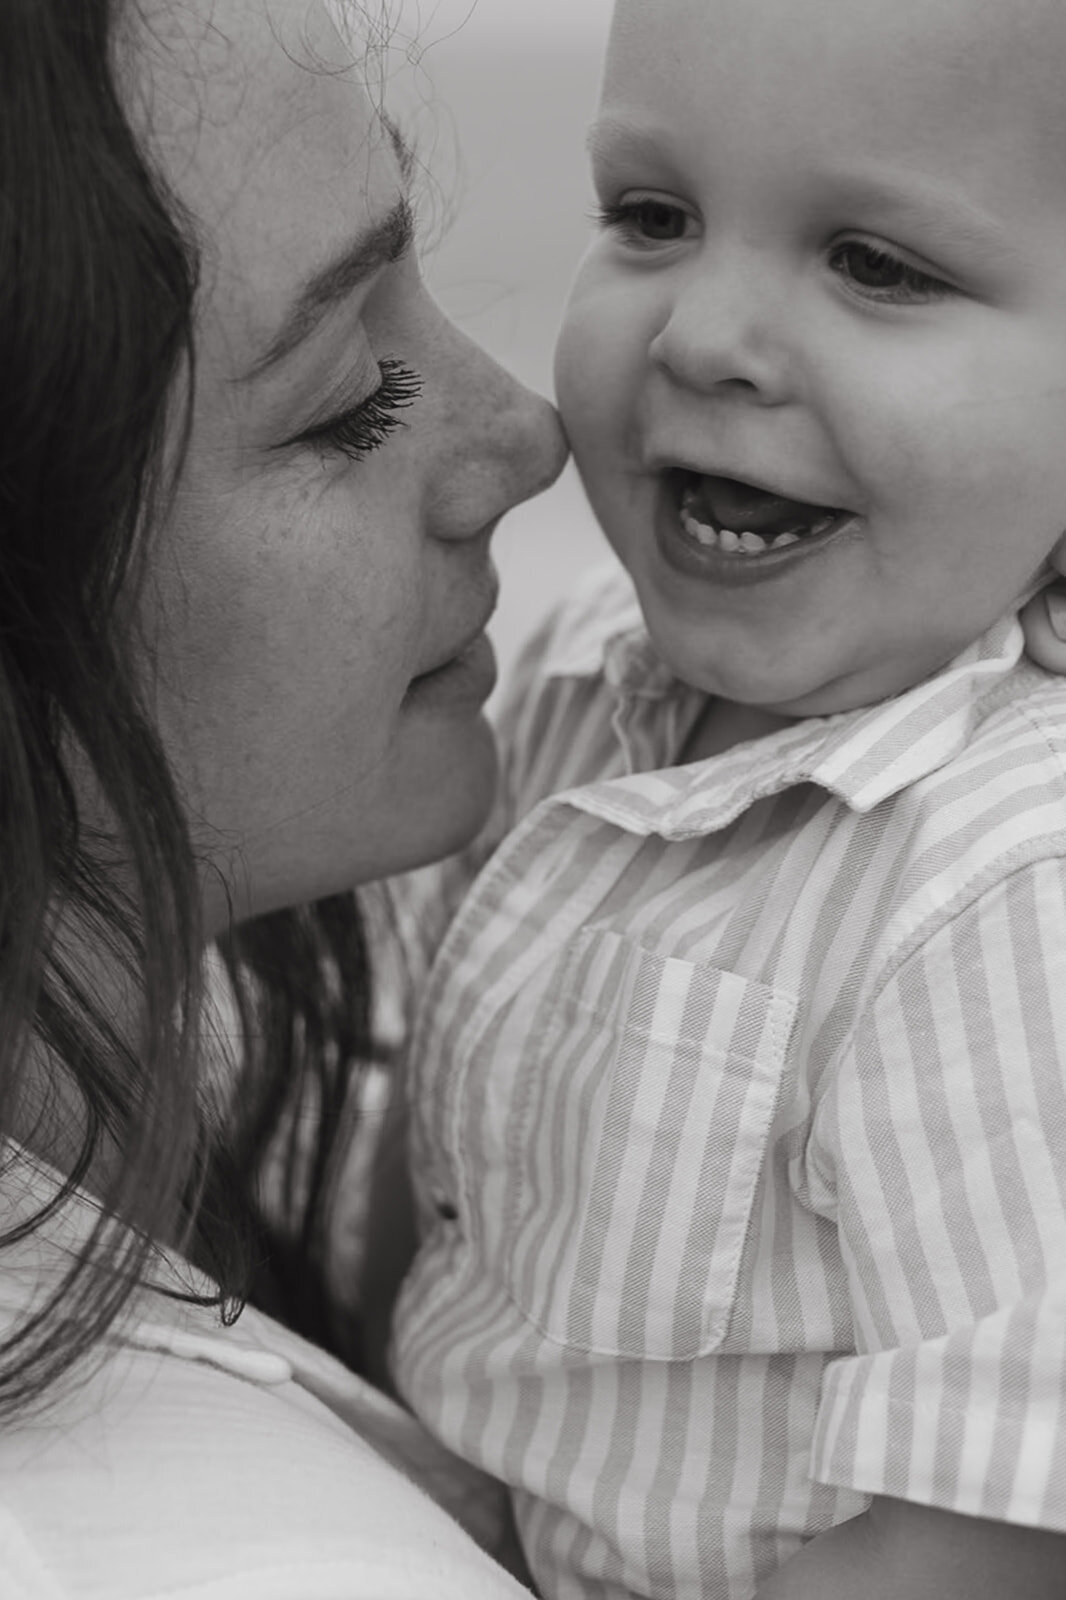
649, 625, 951, 723
625, 528, 1019, 721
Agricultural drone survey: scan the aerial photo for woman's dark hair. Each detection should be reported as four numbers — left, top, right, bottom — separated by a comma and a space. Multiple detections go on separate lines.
0, 0, 374, 1412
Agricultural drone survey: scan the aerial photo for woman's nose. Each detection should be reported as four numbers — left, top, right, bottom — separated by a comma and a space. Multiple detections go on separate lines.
648, 255, 794, 405
427, 321, 569, 541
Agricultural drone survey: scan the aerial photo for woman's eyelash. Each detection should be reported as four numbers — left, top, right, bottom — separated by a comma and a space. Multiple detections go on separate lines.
297, 358, 423, 462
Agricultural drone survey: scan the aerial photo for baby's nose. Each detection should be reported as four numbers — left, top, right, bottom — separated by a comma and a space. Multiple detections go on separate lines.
650, 255, 794, 405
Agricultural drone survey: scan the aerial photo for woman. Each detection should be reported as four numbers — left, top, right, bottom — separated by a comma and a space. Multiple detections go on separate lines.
0, 0, 563, 1592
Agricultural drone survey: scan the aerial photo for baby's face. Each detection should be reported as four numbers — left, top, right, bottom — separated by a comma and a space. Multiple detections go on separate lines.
556, 0, 1066, 715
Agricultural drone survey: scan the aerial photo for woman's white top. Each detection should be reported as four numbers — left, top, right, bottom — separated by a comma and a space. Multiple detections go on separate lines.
0, 1146, 525, 1600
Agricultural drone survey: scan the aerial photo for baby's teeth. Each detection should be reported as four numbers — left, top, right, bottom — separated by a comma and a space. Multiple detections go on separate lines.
681, 508, 718, 546
680, 506, 796, 557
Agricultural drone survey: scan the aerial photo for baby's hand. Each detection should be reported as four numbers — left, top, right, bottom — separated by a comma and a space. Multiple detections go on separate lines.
1021, 558, 1066, 674
755, 1496, 1064, 1599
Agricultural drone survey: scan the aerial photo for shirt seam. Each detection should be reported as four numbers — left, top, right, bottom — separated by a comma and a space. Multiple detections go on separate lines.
805, 830, 1066, 1206
820, 829, 1066, 1097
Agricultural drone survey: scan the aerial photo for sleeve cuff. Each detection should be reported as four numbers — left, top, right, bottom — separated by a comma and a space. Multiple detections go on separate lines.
810, 1292, 1066, 1531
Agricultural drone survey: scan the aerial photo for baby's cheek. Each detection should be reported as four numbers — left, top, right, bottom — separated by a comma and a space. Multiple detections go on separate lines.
553, 273, 625, 439
557, 354, 629, 499
552, 315, 592, 436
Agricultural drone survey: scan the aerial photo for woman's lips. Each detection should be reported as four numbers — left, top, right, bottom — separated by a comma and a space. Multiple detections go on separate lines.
405, 630, 497, 707
410, 566, 500, 686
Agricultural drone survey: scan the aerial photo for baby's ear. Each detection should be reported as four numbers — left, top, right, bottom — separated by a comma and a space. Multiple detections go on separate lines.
1021, 532, 1066, 675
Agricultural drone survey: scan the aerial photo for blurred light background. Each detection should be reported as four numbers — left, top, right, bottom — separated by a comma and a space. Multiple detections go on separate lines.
387, 0, 615, 684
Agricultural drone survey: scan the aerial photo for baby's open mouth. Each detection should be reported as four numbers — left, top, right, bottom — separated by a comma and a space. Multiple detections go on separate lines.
677, 472, 851, 554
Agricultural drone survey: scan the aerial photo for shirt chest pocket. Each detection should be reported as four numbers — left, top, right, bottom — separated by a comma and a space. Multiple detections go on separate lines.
486, 929, 797, 1361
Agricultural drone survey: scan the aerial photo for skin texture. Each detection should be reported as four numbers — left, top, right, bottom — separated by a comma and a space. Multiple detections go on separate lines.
131, 0, 566, 936
556, 0, 1066, 748
755, 1495, 1066, 1600
1022, 568, 1066, 673
554, 0, 1066, 1590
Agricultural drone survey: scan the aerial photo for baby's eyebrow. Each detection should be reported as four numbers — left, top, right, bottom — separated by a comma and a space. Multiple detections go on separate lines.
584, 116, 704, 205
584, 122, 1015, 268
585, 116, 670, 174
824, 170, 1011, 258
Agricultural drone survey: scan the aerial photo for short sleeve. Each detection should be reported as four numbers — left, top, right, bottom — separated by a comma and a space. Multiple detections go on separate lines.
809, 856, 1066, 1529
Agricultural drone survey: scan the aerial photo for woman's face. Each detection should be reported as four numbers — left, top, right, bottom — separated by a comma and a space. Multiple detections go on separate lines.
134, 0, 566, 935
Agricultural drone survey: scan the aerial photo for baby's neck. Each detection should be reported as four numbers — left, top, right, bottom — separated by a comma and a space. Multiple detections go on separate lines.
680, 696, 795, 763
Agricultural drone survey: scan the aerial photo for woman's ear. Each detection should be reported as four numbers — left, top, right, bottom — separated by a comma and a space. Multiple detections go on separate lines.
1021, 533, 1066, 675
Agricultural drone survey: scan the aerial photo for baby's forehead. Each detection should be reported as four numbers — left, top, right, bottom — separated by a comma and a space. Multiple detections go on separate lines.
829, 0, 1066, 205
610, 0, 1066, 212
617, 0, 1066, 95
881, 0, 1066, 106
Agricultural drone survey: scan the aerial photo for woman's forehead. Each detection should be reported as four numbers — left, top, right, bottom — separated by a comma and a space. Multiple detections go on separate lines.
131, 0, 396, 378
133, 0, 378, 200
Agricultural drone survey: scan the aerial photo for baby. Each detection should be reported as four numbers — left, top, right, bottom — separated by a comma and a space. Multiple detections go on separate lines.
384, 0, 1066, 1594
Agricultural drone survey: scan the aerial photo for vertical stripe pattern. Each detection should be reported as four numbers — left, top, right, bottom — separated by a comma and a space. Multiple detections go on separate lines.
389, 567, 1066, 1600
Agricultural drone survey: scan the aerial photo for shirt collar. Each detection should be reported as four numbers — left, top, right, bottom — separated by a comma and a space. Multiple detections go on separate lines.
543, 565, 1048, 837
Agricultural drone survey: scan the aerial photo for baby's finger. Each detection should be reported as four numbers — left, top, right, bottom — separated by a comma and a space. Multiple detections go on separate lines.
1021, 581, 1066, 675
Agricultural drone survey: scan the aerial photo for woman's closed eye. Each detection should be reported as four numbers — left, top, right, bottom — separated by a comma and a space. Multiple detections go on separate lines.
827, 239, 956, 305
288, 358, 423, 463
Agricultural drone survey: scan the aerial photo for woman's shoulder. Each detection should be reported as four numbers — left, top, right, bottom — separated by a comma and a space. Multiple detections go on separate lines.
0, 1155, 525, 1600
0, 1316, 527, 1600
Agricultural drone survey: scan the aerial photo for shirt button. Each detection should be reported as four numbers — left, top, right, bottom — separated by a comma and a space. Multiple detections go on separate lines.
433, 1196, 459, 1222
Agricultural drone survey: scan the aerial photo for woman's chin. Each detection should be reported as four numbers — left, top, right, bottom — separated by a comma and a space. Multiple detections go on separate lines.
392, 706, 500, 868
314, 707, 500, 899
198, 712, 499, 936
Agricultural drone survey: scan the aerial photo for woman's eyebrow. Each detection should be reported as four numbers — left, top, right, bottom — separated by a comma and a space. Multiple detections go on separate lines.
240, 190, 415, 383
382, 111, 417, 186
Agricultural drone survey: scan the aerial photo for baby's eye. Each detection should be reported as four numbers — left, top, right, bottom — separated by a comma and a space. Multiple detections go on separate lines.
828, 240, 954, 304
596, 197, 695, 246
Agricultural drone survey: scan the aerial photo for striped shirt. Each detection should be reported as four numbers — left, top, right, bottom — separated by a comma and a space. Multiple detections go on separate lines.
388, 564, 1066, 1600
